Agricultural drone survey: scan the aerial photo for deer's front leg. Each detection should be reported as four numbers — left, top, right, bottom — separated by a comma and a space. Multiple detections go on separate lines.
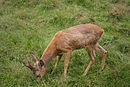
64, 51, 72, 77
51, 55, 62, 74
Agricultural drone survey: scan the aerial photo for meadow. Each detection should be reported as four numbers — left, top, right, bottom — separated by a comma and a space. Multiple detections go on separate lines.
0, 0, 130, 87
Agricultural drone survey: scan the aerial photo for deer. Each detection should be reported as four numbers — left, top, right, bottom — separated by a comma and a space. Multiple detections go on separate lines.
22, 24, 107, 78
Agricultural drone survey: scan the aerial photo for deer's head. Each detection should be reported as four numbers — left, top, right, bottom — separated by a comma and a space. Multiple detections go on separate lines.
22, 55, 46, 78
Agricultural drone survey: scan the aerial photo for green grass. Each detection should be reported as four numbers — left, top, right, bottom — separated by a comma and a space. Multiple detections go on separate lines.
0, 0, 130, 87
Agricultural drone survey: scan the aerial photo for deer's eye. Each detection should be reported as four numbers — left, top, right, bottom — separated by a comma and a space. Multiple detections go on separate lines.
38, 60, 44, 67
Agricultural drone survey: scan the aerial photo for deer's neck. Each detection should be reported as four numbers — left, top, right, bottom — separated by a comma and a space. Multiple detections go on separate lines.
41, 44, 57, 67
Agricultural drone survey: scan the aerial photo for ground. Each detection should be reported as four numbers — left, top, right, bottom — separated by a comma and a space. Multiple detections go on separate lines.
0, 0, 130, 87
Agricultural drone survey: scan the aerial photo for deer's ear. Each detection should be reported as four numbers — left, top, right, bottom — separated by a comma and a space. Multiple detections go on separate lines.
31, 54, 38, 63
23, 63, 34, 71
38, 60, 44, 67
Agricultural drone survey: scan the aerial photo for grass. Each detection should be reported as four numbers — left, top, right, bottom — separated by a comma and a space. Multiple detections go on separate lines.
0, 0, 130, 87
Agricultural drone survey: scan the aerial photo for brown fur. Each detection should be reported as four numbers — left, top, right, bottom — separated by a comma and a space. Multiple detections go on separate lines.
24, 24, 107, 77
41, 24, 104, 64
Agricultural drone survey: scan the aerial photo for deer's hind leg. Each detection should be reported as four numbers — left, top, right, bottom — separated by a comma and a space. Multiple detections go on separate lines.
82, 47, 96, 76
94, 43, 107, 71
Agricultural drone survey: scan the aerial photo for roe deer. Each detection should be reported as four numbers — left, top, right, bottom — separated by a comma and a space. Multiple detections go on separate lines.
23, 24, 107, 78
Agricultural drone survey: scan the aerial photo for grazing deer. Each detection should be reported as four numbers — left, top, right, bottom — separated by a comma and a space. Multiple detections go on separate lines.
23, 24, 107, 78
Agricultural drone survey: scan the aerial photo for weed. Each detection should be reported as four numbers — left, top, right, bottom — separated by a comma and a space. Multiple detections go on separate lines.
0, 0, 130, 87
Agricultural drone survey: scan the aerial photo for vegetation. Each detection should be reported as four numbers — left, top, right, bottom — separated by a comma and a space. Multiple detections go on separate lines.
0, 0, 130, 87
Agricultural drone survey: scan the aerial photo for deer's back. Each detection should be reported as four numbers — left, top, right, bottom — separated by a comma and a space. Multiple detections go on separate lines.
53, 24, 104, 51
